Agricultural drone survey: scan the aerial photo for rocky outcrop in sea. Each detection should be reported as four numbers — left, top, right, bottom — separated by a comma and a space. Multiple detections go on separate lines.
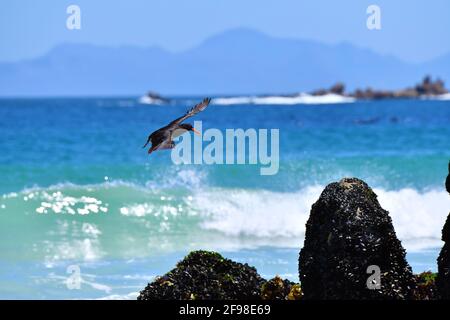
310, 76, 448, 100
436, 162, 450, 299
138, 172, 450, 300
298, 178, 416, 299
137, 250, 301, 300
137, 250, 265, 300
352, 76, 448, 99
260, 276, 302, 300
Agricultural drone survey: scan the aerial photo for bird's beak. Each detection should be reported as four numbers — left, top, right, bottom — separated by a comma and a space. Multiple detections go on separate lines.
192, 128, 201, 136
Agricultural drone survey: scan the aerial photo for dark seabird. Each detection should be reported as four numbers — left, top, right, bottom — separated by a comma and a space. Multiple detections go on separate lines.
446, 160, 450, 194
143, 97, 211, 154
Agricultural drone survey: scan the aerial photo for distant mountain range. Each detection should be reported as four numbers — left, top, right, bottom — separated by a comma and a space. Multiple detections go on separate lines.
1, 28, 450, 97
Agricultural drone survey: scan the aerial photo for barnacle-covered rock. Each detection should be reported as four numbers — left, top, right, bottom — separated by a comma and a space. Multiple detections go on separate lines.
261, 276, 298, 300
413, 271, 437, 300
287, 284, 303, 300
436, 162, 450, 299
437, 214, 450, 299
137, 250, 265, 300
299, 178, 416, 299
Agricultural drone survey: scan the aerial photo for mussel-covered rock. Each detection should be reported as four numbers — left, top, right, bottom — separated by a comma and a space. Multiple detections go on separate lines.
137, 250, 265, 300
413, 271, 437, 300
261, 276, 301, 300
436, 162, 450, 299
437, 214, 450, 299
299, 178, 416, 299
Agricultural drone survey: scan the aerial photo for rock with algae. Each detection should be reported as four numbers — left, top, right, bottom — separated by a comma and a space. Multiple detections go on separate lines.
137, 250, 265, 300
413, 271, 437, 300
299, 178, 416, 299
261, 276, 302, 300
287, 284, 303, 300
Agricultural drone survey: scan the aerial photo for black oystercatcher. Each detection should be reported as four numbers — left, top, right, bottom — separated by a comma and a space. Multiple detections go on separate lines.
143, 97, 211, 154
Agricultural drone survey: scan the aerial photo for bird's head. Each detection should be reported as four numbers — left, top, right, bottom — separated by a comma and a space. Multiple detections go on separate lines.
179, 123, 200, 135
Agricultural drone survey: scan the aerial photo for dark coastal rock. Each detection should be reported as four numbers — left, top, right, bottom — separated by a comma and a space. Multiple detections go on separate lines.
145, 91, 171, 104
437, 214, 450, 299
415, 76, 448, 95
137, 250, 265, 300
311, 82, 345, 96
329, 82, 345, 95
299, 178, 416, 299
436, 163, 450, 299
413, 271, 438, 300
261, 276, 302, 300
351, 76, 448, 100
436, 162, 450, 299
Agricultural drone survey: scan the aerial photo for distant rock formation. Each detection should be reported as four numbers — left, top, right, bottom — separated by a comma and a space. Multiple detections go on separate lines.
137, 250, 265, 300
309, 76, 448, 100
351, 76, 448, 100
415, 76, 448, 96
299, 178, 416, 299
311, 82, 345, 96
436, 162, 450, 299
139, 91, 171, 105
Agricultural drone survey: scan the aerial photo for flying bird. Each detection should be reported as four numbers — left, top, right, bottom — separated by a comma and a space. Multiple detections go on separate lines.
143, 97, 211, 154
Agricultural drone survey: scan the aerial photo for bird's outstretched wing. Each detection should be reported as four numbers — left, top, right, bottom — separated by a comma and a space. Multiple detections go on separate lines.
169, 97, 211, 127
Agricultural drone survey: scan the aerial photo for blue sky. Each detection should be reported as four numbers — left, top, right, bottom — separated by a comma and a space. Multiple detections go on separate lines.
1, 0, 449, 63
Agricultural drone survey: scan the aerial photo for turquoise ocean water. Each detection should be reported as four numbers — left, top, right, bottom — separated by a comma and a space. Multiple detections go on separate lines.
0, 97, 449, 299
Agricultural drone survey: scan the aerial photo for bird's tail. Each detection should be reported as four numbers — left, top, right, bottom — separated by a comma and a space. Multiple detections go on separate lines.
142, 136, 151, 148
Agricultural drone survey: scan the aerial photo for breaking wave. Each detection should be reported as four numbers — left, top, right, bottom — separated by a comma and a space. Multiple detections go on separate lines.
420, 93, 450, 101
1, 180, 448, 265
212, 93, 355, 105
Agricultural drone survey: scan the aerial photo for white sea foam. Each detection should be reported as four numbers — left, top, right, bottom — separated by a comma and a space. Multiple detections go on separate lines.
43, 238, 103, 263
192, 186, 449, 252
420, 93, 450, 101
212, 97, 254, 105
437, 93, 450, 100
97, 291, 139, 300
138, 96, 166, 105
45, 273, 112, 294
375, 188, 448, 251
34, 190, 108, 215
2, 179, 448, 257
212, 93, 355, 105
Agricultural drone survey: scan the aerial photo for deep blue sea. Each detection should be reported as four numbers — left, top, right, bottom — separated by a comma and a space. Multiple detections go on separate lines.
0, 97, 449, 299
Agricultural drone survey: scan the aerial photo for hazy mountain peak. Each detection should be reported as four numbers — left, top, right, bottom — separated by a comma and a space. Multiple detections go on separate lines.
0, 29, 449, 96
